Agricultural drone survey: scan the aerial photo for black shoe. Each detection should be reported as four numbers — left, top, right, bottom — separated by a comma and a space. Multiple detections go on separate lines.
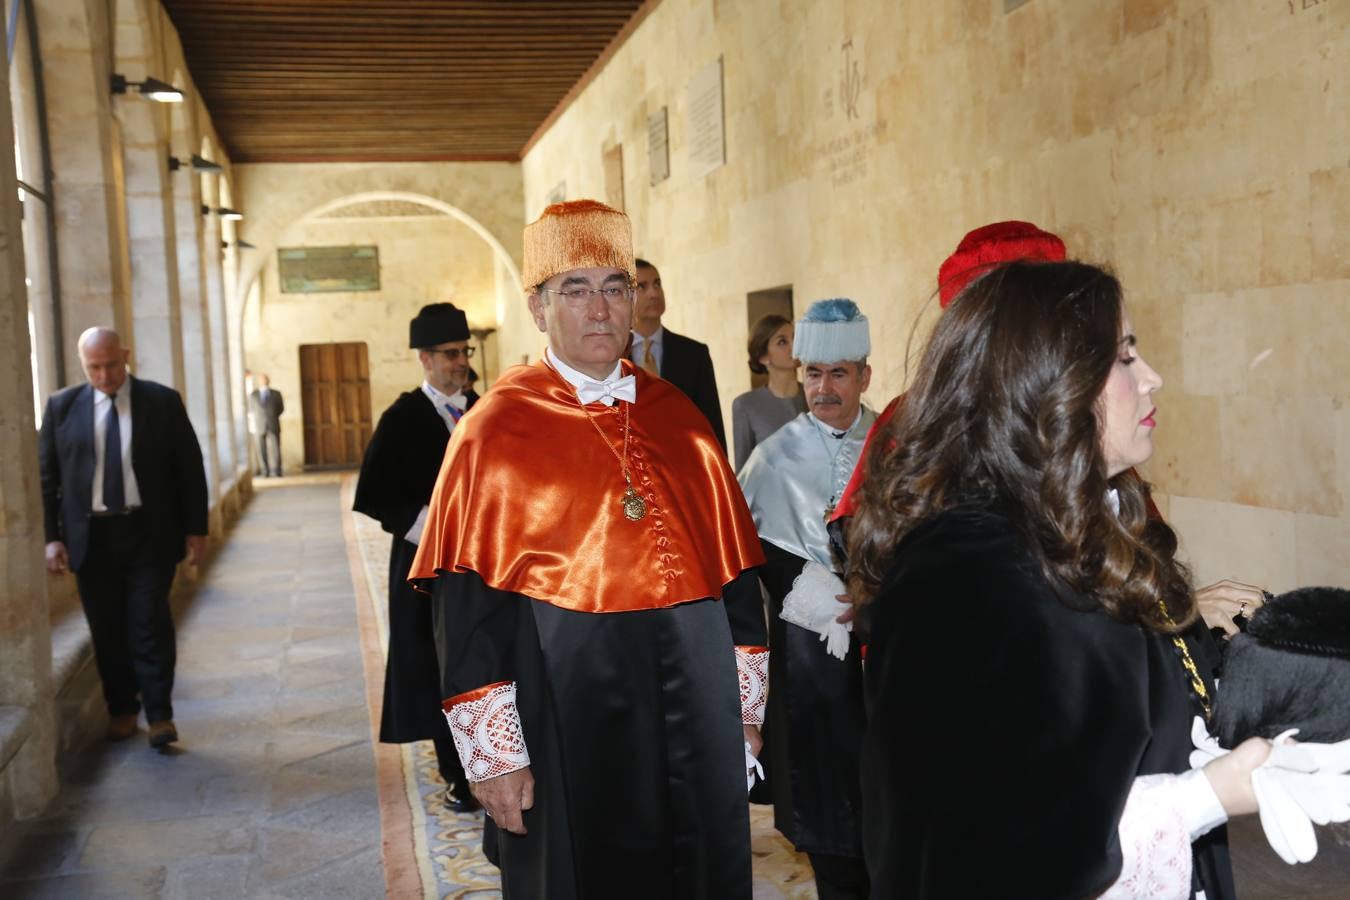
442, 785, 480, 813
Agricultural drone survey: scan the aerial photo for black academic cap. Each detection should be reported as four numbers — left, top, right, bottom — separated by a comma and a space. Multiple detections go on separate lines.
410, 302, 469, 348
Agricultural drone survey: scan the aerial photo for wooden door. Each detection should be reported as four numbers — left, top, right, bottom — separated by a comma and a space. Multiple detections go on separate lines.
299, 342, 373, 468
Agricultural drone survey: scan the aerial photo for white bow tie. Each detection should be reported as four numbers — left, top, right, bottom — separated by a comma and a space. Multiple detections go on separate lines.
577, 374, 636, 406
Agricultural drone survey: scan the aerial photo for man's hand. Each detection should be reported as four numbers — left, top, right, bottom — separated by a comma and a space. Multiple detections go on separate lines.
743, 724, 763, 759
45, 541, 69, 574
470, 767, 535, 834
185, 535, 207, 567
1196, 579, 1266, 638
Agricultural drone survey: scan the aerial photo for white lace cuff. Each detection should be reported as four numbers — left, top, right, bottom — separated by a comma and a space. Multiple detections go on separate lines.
736, 646, 769, 725
1099, 772, 1192, 899
443, 681, 531, 782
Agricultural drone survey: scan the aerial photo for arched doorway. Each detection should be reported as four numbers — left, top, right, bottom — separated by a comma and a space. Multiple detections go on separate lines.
237, 191, 523, 472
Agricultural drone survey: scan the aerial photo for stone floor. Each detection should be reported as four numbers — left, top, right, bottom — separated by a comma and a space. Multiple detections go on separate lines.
0, 476, 384, 899
2, 476, 1348, 899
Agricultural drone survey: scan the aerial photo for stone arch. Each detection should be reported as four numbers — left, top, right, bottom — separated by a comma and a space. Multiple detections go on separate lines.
237, 190, 524, 327
239, 189, 523, 474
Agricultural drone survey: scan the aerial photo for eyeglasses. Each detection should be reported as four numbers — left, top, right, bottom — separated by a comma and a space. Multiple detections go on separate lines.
426, 346, 475, 361
542, 285, 634, 306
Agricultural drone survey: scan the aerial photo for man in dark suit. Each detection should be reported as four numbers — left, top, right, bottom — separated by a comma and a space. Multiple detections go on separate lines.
629, 258, 727, 451
353, 302, 480, 813
249, 373, 285, 476
39, 327, 208, 748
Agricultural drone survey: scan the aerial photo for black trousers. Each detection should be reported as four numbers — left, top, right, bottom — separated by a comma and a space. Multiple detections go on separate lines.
75, 513, 178, 722
808, 852, 870, 900
257, 431, 281, 476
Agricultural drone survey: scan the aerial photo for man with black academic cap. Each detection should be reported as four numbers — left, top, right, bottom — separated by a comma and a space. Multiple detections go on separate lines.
354, 302, 480, 812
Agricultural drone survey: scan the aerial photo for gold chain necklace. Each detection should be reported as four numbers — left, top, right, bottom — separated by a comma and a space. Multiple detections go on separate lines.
576, 396, 647, 522
1156, 597, 1212, 721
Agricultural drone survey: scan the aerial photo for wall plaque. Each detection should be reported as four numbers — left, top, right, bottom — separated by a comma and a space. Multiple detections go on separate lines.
687, 57, 725, 178
648, 107, 670, 185
278, 246, 380, 293
546, 181, 567, 206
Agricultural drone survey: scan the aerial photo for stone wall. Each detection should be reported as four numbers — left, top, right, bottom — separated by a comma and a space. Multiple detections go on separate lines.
243, 214, 501, 474
519, 0, 1349, 590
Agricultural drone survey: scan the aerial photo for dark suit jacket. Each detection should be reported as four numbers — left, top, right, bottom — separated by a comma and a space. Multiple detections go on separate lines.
249, 388, 284, 434
636, 328, 726, 451
39, 376, 209, 573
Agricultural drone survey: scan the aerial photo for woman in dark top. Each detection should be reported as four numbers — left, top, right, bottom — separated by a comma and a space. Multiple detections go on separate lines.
731, 314, 807, 471
846, 261, 1270, 899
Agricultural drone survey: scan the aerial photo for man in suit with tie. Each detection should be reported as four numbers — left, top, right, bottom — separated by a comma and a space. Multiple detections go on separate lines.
629, 258, 727, 451
249, 373, 285, 477
39, 327, 209, 748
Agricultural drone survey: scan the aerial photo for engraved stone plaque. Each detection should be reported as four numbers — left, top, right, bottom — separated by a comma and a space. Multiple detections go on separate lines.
687, 57, 726, 178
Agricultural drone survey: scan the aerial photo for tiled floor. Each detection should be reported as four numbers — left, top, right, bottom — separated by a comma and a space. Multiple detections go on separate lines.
3, 477, 1347, 899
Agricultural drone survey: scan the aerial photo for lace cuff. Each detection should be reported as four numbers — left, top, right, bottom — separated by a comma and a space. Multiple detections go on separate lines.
1099, 772, 1192, 900
735, 646, 769, 725
442, 681, 531, 782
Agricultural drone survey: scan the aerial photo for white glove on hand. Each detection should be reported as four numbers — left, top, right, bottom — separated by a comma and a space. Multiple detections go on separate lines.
780, 562, 852, 661
1190, 716, 1350, 865
745, 741, 765, 792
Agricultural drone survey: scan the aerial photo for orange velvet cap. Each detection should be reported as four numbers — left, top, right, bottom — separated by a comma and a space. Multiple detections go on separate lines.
522, 199, 636, 290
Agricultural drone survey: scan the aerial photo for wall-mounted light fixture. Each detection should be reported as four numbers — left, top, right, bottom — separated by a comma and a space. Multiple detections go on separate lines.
169, 154, 223, 173
111, 74, 184, 103
221, 240, 257, 250
201, 205, 244, 221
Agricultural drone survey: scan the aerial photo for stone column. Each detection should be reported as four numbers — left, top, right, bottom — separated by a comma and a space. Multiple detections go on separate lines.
0, 33, 57, 818
163, 155, 219, 506
34, 0, 133, 383
118, 104, 186, 391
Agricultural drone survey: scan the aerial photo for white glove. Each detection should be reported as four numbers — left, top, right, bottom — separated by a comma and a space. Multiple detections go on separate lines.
1190, 717, 1350, 865
745, 740, 764, 792
780, 562, 852, 661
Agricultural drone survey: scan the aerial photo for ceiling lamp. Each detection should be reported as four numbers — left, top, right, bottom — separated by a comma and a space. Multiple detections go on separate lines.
201, 205, 244, 221
169, 154, 224, 174
111, 74, 184, 103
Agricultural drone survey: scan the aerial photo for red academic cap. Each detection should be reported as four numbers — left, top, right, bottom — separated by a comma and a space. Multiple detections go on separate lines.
937, 220, 1067, 308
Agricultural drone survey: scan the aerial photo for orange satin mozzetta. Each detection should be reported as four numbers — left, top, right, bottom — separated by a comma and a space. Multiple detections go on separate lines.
408, 358, 765, 613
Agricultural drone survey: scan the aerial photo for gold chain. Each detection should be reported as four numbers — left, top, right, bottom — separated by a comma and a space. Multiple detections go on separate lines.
577, 398, 632, 484
1157, 598, 1212, 721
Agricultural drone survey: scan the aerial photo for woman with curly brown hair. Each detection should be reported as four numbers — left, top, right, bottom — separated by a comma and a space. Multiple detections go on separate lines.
847, 260, 1270, 899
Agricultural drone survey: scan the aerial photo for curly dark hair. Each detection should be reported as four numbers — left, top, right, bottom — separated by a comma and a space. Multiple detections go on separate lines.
846, 260, 1194, 633
747, 313, 792, 376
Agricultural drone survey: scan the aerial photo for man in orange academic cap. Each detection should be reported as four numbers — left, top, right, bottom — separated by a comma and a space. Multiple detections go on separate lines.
409, 200, 767, 899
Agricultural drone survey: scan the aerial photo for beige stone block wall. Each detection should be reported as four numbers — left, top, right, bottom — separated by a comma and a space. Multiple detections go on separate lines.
243, 216, 498, 474
520, 0, 1349, 588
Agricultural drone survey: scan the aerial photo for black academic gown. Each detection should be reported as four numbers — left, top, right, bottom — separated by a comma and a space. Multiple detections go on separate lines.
861, 504, 1235, 899
430, 568, 767, 900
352, 387, 477, 743
758, 541, 866, 859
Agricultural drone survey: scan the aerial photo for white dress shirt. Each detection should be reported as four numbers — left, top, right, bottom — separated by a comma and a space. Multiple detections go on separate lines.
92, 382, 143, 511
406, 381, 469, 546
546, 348, 632, 407
421, 381, 468, 433
629, 327, 664, 374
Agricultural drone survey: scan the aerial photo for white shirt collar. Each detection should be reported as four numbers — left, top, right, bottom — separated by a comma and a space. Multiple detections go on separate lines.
808, 408, 864, 438
631, 326, 663, 347
546, 347, 625, 393
422, 380, 466, 411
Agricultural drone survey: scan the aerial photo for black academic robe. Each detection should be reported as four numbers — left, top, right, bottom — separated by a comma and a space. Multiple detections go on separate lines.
430, 568, 767, 899
352, 387, 477, 743
758, 541, 867, 859
861, 503, 1235, 899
